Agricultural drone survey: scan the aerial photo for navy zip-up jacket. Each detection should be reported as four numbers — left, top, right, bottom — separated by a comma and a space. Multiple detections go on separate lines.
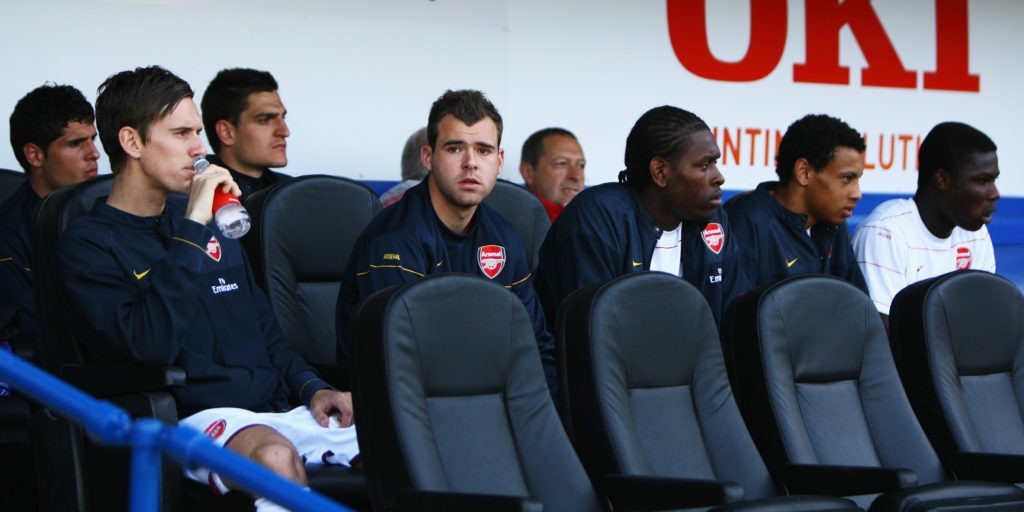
335, 179, 557, 387
0, 182, 39, 349
534, 182, 748, 326
726, 181, 867, 292
57, 197, 330, 416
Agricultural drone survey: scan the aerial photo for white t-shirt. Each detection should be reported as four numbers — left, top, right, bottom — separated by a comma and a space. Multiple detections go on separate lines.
852, 198, 996, 315
650, 224, 683, 277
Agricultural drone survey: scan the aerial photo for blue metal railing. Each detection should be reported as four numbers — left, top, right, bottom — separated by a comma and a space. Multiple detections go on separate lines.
0, 349, 354, 512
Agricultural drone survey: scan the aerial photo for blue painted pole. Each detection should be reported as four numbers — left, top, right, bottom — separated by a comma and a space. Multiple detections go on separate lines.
0, 349, 131, 445
161, 425, 354, 512
129, 419, 164, 512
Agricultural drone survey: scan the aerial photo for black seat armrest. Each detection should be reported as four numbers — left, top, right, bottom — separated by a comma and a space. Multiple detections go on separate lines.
600, 473, 744, 510
60, 364, 186, 398
395, 490, 541, 512
948, 451, 1024, 483
777, 463, 917, 496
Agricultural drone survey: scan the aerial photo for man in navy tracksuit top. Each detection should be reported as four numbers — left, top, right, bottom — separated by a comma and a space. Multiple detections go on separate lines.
55, 67, 355, 510
336, 89, 557, 390
0, 84, 99, 352
726, 114, 868, 293
535, 106, 749, 327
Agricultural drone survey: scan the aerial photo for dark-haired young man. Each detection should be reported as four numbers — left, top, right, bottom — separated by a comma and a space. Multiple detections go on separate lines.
1, 84, 100, 348
853, 121, 999, 327
200, 68, 290, 199
336, 89, 557, 390
726, 113, 867, 292
518, 127, 586, 221
56, 66, 356, 510
534, 105, 746, 326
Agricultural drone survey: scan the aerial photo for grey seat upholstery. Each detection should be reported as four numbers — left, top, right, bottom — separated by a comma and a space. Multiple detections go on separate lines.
559, 271, 860, 511
350, 272, 603, 512
890, 270, 1024, 482
723, 274, 1024, 511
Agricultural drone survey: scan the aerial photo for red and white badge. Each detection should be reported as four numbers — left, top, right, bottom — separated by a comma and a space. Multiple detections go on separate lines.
702, 223, 725, 254
204, 419, 227, 440
206, 236, 222, 262
955, 246, 972, 270
477, 245, 506, 279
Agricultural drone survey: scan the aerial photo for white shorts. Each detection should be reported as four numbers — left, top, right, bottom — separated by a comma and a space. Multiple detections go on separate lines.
179, 406, 359, 494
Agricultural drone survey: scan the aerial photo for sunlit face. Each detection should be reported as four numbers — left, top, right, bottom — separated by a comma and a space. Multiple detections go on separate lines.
34, 121, 100, 196
663, 130, 724, 223
804, 146, 865, 226
943, 151, 1000, 231
136, 98, 207, 194
226, 91, 289, 170
423, 115, 503, 212
522, 133, 585, 207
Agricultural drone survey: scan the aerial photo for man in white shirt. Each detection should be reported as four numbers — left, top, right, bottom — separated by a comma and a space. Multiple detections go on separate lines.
852, 121, 999, 329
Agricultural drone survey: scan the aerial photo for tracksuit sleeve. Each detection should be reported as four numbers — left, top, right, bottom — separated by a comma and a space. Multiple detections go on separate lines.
56, 218, 220, 365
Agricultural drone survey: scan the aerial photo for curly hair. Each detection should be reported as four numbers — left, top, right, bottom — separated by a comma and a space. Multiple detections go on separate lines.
917, 122, 996, 188
775, 114, 865, 184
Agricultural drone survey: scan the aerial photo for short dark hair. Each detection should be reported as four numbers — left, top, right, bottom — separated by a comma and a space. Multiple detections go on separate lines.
520, 127, 576, 168
774, 114, 865, 184
426, 90, 502, 149
620, 106, 710, 190
917, 121, 997, 188
200, 68, 279, 153
9, 84, 95, 173
401, 127, 429, 181
96, 66, 194, 174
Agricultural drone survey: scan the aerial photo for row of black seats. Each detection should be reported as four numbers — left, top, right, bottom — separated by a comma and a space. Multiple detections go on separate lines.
10, 167, 1024, 511
349, 269, 1024, 511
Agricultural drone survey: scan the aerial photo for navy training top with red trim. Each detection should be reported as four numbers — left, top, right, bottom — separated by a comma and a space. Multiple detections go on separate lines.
0, 182, 39, 349
56, 196, 330, 416
534, 182, 749, 326
726, 181, 867, 293
335, 179, 557, 387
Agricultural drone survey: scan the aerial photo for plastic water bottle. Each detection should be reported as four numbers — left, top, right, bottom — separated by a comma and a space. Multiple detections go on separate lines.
193, 157, 251, 239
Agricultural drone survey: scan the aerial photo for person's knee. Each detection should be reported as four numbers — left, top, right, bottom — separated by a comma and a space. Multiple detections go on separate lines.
251, 441, 305, 483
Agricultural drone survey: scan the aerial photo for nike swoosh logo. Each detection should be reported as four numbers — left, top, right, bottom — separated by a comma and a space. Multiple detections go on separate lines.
786, 258, 798, 268
133, 268, 151, 280
632, 261, 642, 267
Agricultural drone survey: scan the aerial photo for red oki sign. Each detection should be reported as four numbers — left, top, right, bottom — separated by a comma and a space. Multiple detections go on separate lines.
667, 0, 979, 92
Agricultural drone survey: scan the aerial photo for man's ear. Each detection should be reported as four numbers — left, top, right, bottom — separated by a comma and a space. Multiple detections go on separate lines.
793, 158, 813, 186
119, 126, 143, 159
215, 120, 236, 147
649, 157, 669, 187
22, 143, 44, 169
420, 145, 433, 172
935, 169, 952, 191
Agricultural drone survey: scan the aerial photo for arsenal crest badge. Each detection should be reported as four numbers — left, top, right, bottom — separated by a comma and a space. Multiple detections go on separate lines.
477, 245, 506, 279
204, 419, 226, 440
955, 246, 972, 270
206, 236, 222, 262
702, 223, 724, 254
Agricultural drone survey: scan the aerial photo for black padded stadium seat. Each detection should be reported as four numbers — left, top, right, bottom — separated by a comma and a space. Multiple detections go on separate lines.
558, 271, 860, 511
724, 274, 1024, 511
31, 175, 186, 511
482, 179, 550, 273
0, 168, 24, 203
351, 273, 719, 512
242, 174, 382, 388
890, 270, 1024, 483
241, 174, 381, 509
